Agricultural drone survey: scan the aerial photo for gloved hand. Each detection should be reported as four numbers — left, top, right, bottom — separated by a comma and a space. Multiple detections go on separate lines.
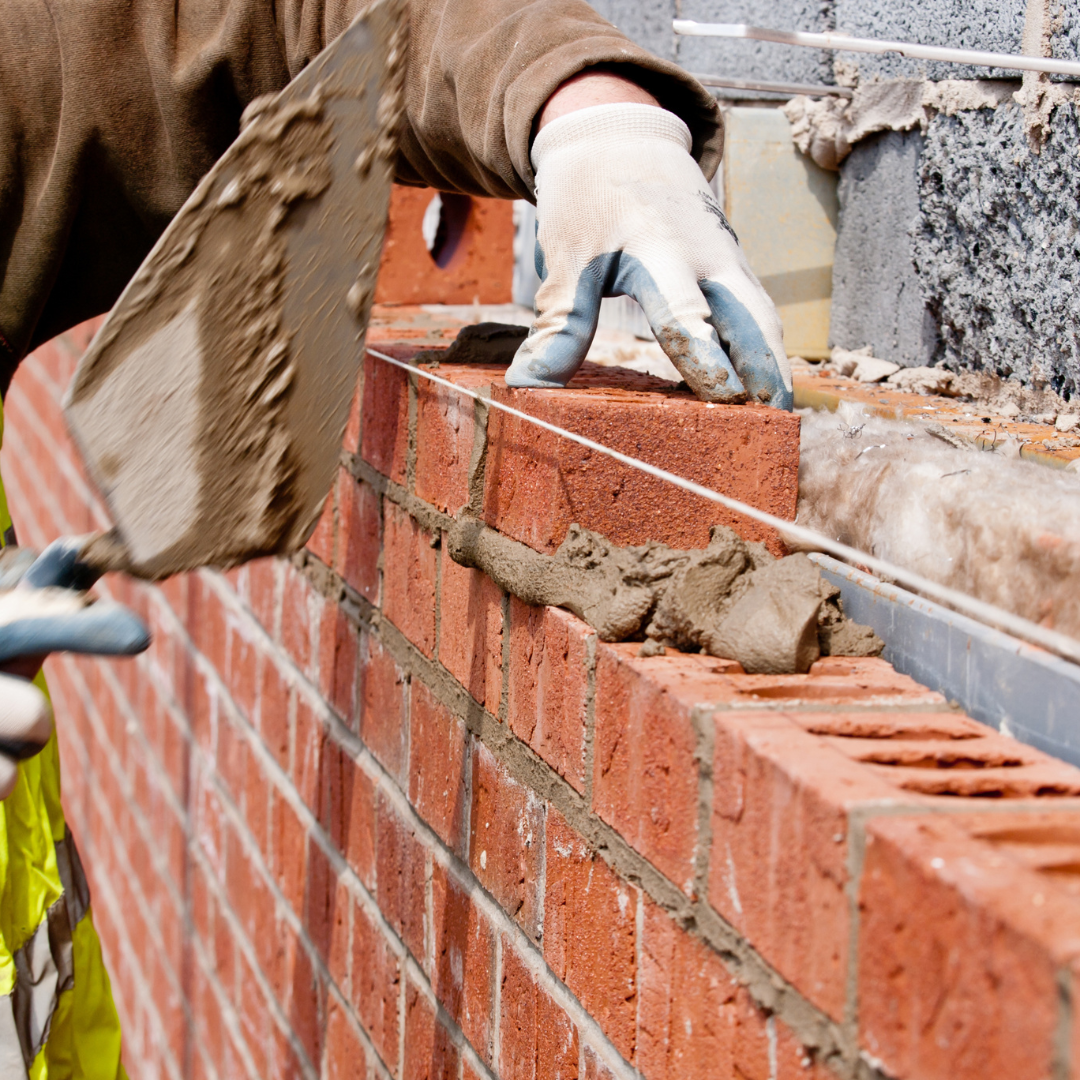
505, 103, 792, 408
0, 538, 150, 799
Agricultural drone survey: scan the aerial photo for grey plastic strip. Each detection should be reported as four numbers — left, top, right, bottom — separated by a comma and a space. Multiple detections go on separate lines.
811, 554, 1080, 765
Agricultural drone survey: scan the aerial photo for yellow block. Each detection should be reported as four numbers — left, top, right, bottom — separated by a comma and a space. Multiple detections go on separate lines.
722, 107, 838, 360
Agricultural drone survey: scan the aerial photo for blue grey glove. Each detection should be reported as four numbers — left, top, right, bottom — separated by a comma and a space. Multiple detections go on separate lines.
505, 104, 793, 408
0, 539, 150, 797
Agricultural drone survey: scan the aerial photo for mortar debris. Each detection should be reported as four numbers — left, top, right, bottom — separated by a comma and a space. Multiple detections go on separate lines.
448, 517, 882, 675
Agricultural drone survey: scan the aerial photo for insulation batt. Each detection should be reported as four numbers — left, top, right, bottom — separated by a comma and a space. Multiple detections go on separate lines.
796, 407, 1080, 637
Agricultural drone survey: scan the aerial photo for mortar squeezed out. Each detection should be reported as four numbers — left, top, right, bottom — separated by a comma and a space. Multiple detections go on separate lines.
448, 517, 881, 674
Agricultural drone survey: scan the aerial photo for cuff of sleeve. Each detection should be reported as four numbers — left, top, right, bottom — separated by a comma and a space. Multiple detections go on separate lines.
502, 39, 723, 196
531, 103, 693, 174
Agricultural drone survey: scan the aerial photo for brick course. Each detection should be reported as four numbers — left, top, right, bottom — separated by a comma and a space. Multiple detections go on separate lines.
4, 311, 1079, 1080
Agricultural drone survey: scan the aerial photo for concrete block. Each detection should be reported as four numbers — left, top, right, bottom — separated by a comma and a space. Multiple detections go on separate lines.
589, 0, 678, 61
830, 128, 939, 366
677, 0, 834, 92
723, 107, 838, 359
833, 0, 1025, 80
913, 102, 1080, 398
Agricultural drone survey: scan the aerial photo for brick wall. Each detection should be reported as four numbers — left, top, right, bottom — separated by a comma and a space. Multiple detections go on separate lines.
6, 310, 1080, 1080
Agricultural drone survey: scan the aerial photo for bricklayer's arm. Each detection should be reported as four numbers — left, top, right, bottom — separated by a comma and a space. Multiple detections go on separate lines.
0, 0, 721, 393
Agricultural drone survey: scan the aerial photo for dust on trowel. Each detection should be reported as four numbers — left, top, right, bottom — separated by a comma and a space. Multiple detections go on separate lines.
448, 517, 881, 675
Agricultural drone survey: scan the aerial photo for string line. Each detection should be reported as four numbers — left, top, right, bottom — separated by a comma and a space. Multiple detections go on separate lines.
367, 346, 1080, 667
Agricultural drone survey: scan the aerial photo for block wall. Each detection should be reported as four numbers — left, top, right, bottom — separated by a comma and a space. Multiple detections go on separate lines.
8, 314, 1080, 1080
591, 0, 1080, 395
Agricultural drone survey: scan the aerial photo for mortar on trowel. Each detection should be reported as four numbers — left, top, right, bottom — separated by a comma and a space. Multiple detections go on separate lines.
59, 0, 406, 582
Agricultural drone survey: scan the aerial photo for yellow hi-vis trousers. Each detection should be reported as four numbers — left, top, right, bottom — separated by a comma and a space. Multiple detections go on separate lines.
0, 396, 126, 1079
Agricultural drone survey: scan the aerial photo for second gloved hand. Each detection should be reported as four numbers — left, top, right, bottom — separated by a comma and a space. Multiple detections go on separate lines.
0, 538, 151, 799
505, 103, 792, 408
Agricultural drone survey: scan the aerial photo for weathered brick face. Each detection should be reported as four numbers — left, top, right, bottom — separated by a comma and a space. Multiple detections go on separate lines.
6, 308, 1080, 1080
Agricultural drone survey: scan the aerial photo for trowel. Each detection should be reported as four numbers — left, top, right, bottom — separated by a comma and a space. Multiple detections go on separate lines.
60, 0, 407, 581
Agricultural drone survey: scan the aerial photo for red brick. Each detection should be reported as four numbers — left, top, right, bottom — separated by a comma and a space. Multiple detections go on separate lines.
245, 557, 281, 636
438, 545, 503, 713
282, 931, 324, 1068
482, 365, 799, 555
293, 697, 324, 811
336, 471, 381, 603
270, 791, 308, 916
382, 501, 438, 656
304, 838, 338, 964
351, 898, 402, 1070
375, 187, 515, 305
637, 900, 738, 1080
507, 600, 590, 792
415, 367, 491, 513
403, 980, 461, 1080
409, 681, 469, 856
280, 563, 317, 675
708, 710, 899, 1022
857, 814, 1078, 1080
470, 744, 543, 938
343, 373, 363, 454
499, 941, 579, 1080
342, 758, 377, 890
324, 999, 369, 1080
592, 642, 699, 896
582, 1046, 618, 1080
544, 810, 637, 1061
376, 794, 428, 962
360, 350, 409, 484
226, 620, 259, 720
305, 487, 337, 567
318, 603, 359, 724
431, 863, 493, 1060
257, 656, 292, 769
358, 632, 408, 781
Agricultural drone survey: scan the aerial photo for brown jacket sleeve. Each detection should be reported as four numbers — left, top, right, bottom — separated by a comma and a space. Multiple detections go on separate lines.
0, 0, 720, 392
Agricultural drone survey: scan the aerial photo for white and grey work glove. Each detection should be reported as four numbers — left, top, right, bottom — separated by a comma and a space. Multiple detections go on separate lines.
0, 539, 150, 799
506, 104, 792, 408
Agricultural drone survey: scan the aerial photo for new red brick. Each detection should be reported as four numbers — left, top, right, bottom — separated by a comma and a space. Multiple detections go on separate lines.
403, 980, 461, 1080
482, 365, 799, 555
857, 813, 1080, 1080
507, 599, 589, 792
499, 938, 579, 1080
280, 563, 316, 676
318, 603, 359, 724
439, 544, 503, 713
351, 898, 402, 1070
409, 681, 469, 856
305, 487, 336, 567
336, 470, 381, 603
638, 900, 738, 1080
324, 999, 369, 1080
470, 743, 543, 938
415, 367, 491, 513
382, 501, 438, 656
593, 642, 699, 895
376, 794, 428, 962
360, 350, 409, 484
544, 809, 637, 1061
709, 709, 900, 1021
358, 631, 408, 782
431, 863, 494, 1060
257, 655, 292, 769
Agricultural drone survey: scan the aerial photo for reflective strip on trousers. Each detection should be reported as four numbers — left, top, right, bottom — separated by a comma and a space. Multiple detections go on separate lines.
0, 827, 92, 1074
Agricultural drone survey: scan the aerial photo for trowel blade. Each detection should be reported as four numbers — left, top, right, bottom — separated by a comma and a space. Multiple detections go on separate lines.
63, 0, 406, 580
